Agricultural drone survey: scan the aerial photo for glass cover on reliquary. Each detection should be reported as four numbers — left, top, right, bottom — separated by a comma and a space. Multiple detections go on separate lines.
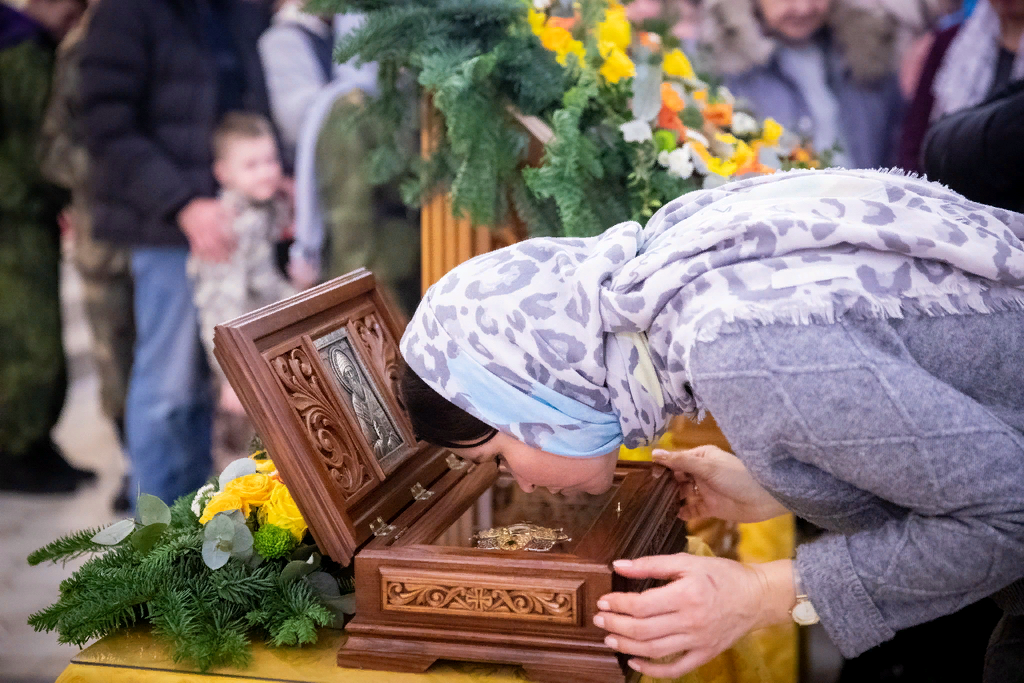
433, 473, 620, 553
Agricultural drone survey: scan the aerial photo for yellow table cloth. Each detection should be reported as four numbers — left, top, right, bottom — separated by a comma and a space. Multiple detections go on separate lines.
56, 620, 777, 683
55, 528, 792, 683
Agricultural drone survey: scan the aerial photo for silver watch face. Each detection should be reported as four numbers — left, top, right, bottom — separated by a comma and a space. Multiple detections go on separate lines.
792, 599, 820, 626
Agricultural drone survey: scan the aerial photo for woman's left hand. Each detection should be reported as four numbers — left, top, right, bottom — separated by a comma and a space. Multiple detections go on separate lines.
594, 554, 795, 678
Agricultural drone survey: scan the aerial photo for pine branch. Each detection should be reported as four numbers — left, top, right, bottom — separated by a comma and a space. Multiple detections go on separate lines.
27, 527, 108, 566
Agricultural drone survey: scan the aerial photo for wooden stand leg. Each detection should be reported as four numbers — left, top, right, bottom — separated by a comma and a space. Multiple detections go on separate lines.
338, 636, 437, 673
340, 633, 632, 683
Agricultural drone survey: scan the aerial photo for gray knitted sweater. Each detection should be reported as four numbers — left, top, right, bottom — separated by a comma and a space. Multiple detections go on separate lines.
690, 311, 1024, 657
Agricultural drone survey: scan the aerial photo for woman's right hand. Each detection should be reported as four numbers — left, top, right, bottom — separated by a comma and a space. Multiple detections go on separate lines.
653, 445, 788, 523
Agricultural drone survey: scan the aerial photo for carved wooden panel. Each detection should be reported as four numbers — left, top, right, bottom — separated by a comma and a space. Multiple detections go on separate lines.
353, 313, 402, 409
271, 345, 374, 499
380, 569, 579, 625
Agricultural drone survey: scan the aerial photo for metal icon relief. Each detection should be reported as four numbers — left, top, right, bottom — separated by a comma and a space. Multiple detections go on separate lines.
315, 327, 405, 473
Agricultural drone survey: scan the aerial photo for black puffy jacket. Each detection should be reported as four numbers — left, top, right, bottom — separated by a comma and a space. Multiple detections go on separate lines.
79, 0, 271, 247
923, 81, 1024, 213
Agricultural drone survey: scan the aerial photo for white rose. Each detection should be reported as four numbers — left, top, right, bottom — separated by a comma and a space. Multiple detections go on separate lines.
685, 129, 709, 147
658, 148, 695, 179
731, 111, 759, 137
620, 119, 653, 143
533, 0, 552, 9
685, 143, 709, 175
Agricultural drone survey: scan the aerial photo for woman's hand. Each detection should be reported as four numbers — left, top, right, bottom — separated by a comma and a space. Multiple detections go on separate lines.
595, 555, 796, 678
653, 445, 789, 523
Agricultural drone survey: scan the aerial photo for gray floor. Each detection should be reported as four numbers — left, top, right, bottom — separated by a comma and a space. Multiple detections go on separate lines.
0, 260, 124, 683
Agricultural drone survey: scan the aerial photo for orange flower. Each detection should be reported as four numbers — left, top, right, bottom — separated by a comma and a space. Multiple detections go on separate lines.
638, 31, 661, 51
660, 82, 684, 113
703, 102, 733, 127
547, 14, 578, 31
792, 147, 812, 163
657, 105, 686, 141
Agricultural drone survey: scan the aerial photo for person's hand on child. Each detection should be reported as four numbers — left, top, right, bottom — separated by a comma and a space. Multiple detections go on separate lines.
288, 256, 319, 291
178, 197, 235, 262
653, 445, 788, 523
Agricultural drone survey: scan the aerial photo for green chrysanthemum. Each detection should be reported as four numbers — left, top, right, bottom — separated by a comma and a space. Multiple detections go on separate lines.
252, 524, 297, 560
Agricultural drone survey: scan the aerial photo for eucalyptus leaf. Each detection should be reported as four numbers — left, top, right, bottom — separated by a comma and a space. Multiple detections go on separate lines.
337, 592, 356, 614
317, 594, 357, 628
280, 553, 320, 584
218, 458, 257, 489
631, 62, 662, 123
136, 493, 171, 527
205, 514, 236, 542
758, 145, 782, 170
702, 173, 728, 190
231, 523, 253, 556
131, 522, 168, 553
202, 538, 230, 569
290, 544, 317, 562
91, 519, 136, 546
306, 571, 340, 599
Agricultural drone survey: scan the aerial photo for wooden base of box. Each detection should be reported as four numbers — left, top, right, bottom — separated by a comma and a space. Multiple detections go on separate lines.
339, 627, 640, 683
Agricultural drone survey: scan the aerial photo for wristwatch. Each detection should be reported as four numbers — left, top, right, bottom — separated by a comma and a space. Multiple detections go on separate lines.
790, 564, 820, 626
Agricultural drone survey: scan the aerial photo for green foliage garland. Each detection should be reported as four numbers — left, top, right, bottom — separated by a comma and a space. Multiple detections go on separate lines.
307, 0, 823, 238
28, 489, 346, 671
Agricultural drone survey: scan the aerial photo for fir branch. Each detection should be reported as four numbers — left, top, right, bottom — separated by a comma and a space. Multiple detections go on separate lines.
27, 527, 108, 566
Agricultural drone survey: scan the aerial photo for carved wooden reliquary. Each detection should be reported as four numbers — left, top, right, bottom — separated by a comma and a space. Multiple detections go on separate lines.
214, 270, 687, 683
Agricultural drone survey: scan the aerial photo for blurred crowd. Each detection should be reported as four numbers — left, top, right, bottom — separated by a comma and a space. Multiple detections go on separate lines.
1, 0, 1021, 679
1, 0, 1021, 532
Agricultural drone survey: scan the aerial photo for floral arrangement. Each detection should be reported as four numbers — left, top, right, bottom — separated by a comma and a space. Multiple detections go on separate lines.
27, 449, 354, 672
321, 0, 824, 237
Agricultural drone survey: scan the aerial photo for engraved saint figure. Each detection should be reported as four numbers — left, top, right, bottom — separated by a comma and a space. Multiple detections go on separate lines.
330, 347, 402, 461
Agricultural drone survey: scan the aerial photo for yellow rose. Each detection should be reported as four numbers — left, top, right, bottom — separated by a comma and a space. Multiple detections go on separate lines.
252, 458, 276, 475
223, 472, 276, 509
663, 48, 696, 80
261, 484, 308, 542
706, 156, 738, 178
557, 39, 586, 66
730, 139, 754, 168
760, 117, 783, 145
199, 491, 248, 525
539, 24, 573, 55
528, 9, 546, 37
599, 47, 635, 84
597, 4, 630, 56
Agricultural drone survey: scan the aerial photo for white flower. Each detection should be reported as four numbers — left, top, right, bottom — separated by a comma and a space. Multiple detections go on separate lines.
718, 86, 735, 105
658, 148, 695, 179
731, 111, 759, 137
533, 0, 552, 9
191, 483, 216, 517
685, 143, 709, 175
619, 119, 653, 143
685, 129, 709, 147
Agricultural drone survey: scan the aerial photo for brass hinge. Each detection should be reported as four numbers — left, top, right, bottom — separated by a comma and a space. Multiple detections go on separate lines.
370, 516, 396, 538
411, 482, 434, 500
446, 453, 467, 470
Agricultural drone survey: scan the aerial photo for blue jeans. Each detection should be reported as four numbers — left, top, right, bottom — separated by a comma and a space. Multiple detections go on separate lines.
125, 247, 212, 505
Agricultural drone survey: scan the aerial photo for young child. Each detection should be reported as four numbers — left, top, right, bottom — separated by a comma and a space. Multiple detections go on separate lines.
189, 113, 295, 414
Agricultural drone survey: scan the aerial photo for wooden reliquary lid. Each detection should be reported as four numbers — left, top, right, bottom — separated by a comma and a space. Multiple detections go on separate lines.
213, 270, 451, 565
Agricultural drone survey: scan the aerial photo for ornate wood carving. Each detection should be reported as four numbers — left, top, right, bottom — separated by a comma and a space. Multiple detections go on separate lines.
353, 314, 401, 405
271, 346, 374, 498
382, 579, 577, 624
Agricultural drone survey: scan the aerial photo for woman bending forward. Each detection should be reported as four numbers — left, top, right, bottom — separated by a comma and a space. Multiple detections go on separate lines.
398, 168, 1024, 679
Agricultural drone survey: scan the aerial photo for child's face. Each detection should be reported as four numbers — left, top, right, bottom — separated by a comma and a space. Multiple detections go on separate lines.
450, 432, 620, 496
215, 134, 282, 202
